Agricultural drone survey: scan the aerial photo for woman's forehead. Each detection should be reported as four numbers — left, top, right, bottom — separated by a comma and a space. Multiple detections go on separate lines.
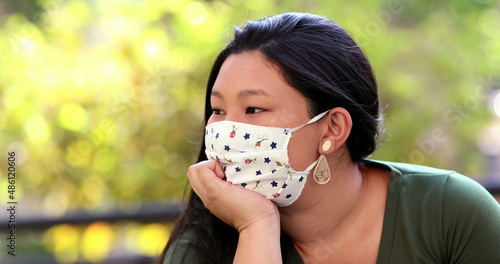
212, 52, 294, 97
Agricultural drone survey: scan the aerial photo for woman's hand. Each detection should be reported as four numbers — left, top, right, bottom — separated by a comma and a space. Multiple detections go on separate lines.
188, 160, 283, 263
187, 160, 280, 233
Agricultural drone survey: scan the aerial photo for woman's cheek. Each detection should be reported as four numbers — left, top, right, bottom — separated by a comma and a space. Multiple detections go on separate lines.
287, 127, 320, 171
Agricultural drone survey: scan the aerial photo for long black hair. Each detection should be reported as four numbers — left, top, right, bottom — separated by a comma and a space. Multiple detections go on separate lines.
159, 12, 380, 264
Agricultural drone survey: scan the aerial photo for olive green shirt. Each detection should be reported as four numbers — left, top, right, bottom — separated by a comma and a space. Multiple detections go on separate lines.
164, 160, 500, 263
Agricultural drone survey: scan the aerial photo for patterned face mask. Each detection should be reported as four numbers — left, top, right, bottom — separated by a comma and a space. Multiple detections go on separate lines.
204, 111, 328, 207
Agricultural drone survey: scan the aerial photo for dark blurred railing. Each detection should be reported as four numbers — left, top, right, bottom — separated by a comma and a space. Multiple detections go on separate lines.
0, 203, 182, 264
8, 203, 183, 229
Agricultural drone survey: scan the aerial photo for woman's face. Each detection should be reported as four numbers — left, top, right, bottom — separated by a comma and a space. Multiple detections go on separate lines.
208, 51, 322, 171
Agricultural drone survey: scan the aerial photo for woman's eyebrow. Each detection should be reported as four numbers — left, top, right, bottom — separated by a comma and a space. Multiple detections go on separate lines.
237, 89, 270, 98
210, 89, 269, 99
211, 89, 270, 99
211, 90, 223, 98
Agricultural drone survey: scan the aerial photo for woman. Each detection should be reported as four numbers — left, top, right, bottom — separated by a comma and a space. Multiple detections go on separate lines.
159, 12, 500, 263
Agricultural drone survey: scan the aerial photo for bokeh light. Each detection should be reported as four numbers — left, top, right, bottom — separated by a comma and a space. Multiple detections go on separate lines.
43, 224, 80, 263
81, 222, 114, 262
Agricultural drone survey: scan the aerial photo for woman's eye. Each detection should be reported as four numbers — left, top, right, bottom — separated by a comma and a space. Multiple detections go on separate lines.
246, 107, 264, 114
212, 109, 226, 115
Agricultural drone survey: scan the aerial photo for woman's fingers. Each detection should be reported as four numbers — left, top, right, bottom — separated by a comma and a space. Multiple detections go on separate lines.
188, 160, 226, 201
213, 161, 225, 179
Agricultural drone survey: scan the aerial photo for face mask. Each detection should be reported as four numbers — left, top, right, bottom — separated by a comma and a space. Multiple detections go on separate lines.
204, 111, 328, 207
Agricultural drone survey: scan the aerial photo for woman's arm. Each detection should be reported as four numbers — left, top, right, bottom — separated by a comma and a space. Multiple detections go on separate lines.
188, 160, 283, 263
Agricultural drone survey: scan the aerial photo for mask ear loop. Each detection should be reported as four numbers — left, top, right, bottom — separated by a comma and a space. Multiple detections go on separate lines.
288, 110, 329, 175
304, 159, 319, 173
289, 110, 330, 133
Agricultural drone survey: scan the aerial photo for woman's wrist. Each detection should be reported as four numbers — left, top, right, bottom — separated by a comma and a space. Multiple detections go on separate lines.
235, 214, 282, 264
236, 204, 280, 234
239, 213, 281, 236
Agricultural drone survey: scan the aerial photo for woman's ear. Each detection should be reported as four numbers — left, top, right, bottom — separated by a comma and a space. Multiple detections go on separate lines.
317, 107, 352, 155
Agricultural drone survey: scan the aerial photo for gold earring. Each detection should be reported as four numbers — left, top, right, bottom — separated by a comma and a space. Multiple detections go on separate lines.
314, 141, 331, 184
321, 140, 332, 153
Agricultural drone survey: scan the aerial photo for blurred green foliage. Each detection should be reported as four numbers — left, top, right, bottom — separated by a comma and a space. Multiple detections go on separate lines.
0, 0, 499, 262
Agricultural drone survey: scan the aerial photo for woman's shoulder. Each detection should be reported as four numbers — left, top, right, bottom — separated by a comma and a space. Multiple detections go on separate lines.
370, 159, 499, 208
371, 160, 500, 263
368, 159, 454, 178
367, 159, 489, 195
368, 159, 500, 239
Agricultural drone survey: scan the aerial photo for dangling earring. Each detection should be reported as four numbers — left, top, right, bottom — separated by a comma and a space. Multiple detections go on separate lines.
313, 140, 331, 184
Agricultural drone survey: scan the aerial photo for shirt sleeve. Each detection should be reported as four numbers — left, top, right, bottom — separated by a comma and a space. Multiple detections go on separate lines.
163, 226, 216, 264
442, 172, 500, 264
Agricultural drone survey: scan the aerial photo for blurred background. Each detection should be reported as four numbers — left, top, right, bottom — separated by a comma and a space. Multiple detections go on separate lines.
0, 0, 499, 263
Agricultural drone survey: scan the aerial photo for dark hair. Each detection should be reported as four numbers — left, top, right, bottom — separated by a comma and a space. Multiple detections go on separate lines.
159, 12, 381, 263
